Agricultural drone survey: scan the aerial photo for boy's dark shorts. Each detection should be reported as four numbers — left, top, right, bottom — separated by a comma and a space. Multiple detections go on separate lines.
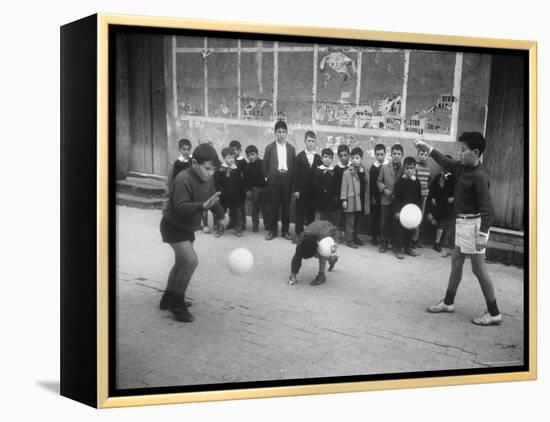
160, 217, 196, 244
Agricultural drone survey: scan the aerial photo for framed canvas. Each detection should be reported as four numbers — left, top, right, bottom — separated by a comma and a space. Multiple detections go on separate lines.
60, 13, 537, 408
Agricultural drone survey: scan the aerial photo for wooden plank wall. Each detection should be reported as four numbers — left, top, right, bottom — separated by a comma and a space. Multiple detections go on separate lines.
119, 33, 167, 177
484, 54, 525, 231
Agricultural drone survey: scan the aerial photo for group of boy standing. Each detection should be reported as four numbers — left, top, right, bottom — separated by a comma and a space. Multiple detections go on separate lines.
170, 120, 456, 260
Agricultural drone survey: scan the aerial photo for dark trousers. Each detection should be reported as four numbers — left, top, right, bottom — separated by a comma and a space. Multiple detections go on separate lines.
335, 207, 345, 232
370, 199, 381, 238
394, 224, 414, 250
290, 243, 305, 274
380, 204, 396, 246
268, 172, 292, 235
295, 189, 316, 234
215, 205, 243, 231
251, 186, 269, 229
344, 211, 362, 243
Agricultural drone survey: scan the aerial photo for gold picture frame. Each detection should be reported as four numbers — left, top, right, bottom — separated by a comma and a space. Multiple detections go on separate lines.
60, 13, 537, 408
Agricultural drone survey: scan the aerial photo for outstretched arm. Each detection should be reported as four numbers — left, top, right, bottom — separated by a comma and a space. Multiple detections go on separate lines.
414, 139, 459, 174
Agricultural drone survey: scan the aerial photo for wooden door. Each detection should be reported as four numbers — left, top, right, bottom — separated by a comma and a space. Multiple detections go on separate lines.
484, 54, 525, 231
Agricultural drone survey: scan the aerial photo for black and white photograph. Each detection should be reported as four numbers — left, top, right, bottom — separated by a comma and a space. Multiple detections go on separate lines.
113, 25, 528, 394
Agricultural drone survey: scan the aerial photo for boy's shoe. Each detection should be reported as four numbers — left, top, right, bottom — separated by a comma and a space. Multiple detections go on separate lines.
394, 249, 404, 259
214, 230, 223, 238
172, 305, 195, 323
442, 250, 452, 258
291, 236, 298, 244
433, 242, 442, 252
471, 311, 502, 326
353, 237, 364, 246
427, 300, 455, 313
404, 248, 418, 257
161, 291, 191, 309
202, 226, 211, 234
288, 275, 297, 286
310, 273, 327, 286
328, 255, 339, 272
265, 232, 276, 240
345, 241, 358, 249
235, 230, 244, 237
371, 236, 379, 246
282, 232, 293, 241
378, 242, 387, 253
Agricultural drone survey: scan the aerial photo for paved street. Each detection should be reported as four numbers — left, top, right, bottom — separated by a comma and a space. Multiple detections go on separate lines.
116, 206, 524, 389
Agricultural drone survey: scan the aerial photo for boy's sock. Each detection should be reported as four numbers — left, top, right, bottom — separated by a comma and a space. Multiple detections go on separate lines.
487, 300, 500, 316
443, 289, 456, 306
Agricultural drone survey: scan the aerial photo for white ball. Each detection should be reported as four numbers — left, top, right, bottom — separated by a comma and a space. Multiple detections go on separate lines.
399, 203, 423, 229
317, 236, 335, 258
227, 248, 254, 275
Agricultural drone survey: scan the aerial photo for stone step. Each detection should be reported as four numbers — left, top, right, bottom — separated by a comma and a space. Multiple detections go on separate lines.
116, 192, 166, 210
116, 177, 168, 198
127, 171, 168, 183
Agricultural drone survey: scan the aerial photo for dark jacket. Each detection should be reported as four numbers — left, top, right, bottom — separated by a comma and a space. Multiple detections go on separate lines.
294, 150, 322, 194
393, 175, 422, 214
244, 158, 267, 190
313, 165, 337, 212
262, 141, 296, 185
427, 173, 455, 220
214, 165, 245, 208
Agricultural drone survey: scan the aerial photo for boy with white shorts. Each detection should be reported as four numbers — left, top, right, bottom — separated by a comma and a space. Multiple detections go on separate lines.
415, 133, 502, 326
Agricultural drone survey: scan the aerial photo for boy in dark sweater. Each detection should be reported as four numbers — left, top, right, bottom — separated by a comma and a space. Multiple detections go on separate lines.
393, 156, 422, 259
415, 133, 502, 326
369, 143, 387, 245
333, 144, 350, 242
171, 138, 192, 182
214, 147, 245, 237
313, 148, 338, 224
244, 145, 269, 233
160, 143, 225, 323
293, 131, 322, 241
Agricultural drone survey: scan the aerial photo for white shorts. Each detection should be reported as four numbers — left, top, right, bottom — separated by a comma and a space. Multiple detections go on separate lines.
455, 216, 488, 255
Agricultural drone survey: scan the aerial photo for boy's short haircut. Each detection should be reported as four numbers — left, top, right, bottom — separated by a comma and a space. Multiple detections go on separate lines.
301, 234, 318, 259
350, 147, 363, 158
178, 138, 192, 149
221, 147, 235, 158
193, 143, 220, 165
304, 130, 317, 140
245, 145, 259, 155
229, 140, 242, 150
337, 144, 350, 155
391, 143, 404, 154
274, 120, 288, 132
374, 143, 386, 153
458, 131, 486, 155
403, 156, 416, 167
321, 148, 334, 157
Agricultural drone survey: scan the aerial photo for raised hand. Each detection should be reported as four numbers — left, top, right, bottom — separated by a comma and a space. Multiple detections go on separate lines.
203, 191, 221, 209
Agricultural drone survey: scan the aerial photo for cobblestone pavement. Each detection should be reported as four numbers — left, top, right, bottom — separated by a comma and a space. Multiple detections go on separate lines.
116, 206, 525, 389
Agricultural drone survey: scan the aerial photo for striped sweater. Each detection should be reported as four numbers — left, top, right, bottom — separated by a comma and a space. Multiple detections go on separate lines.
415, 161, 431, 198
